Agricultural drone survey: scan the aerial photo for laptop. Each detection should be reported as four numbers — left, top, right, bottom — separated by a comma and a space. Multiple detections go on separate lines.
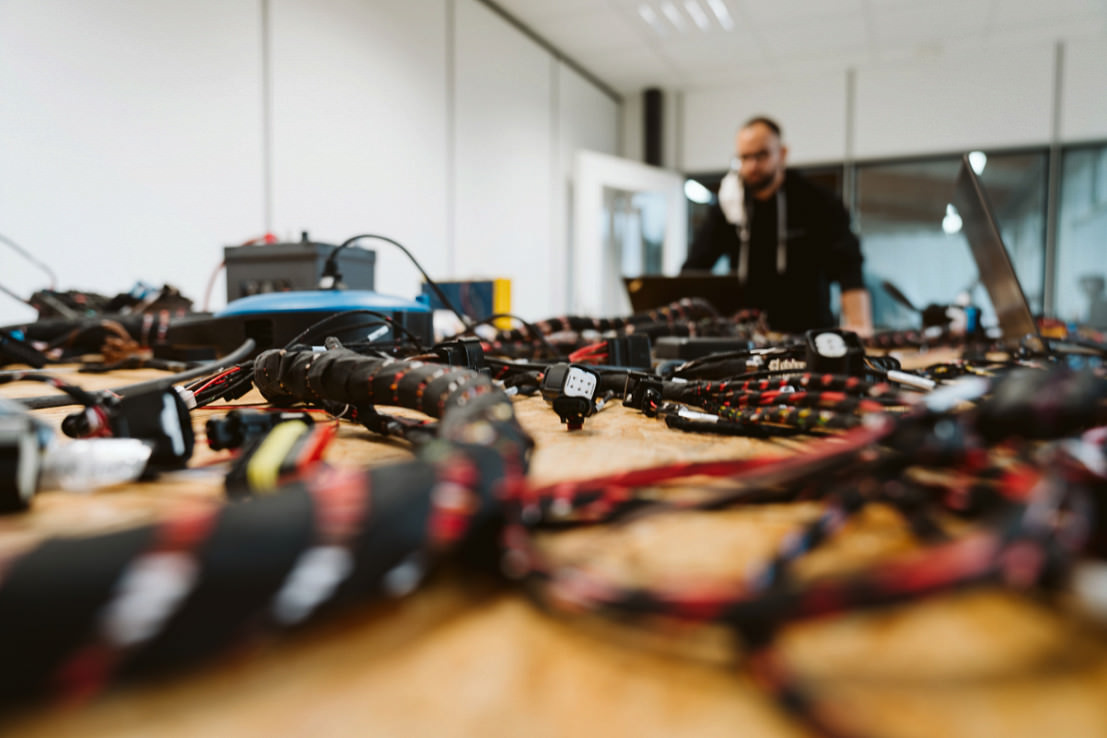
951, 154, 1042, 346
622, 272, 745, 315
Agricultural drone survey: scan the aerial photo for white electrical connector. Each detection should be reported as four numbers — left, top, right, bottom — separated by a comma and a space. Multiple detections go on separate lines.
39, 439, 153, 493
175, 386, 197, 410
886, 370, 937, 392
540, 363, 603, 430
561, 366, 598, 399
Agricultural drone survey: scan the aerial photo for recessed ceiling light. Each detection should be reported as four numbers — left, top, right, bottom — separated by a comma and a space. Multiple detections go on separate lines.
684, 179, 714, 204
659, 1, 688, 32
942, 203, 963, 235
968, 150, 987, 175
703, 0, 735, 31
683, 0, 712, 31
637, 3, 667, 34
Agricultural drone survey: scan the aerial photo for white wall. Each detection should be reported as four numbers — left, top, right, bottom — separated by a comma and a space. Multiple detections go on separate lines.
1061, 38, 1107, 143
682, 72, 849, 170
453, 0, 553, 321
0, 0, 620, 327
853, 44, 1056, 159
0, 0, 264, 324
268, 0, 449, 301
555, 63, 620, 310
452, 1, 622, 319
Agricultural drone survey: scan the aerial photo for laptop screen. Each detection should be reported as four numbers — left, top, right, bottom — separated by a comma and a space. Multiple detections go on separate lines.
951, 154, 1040, 344
622, 272, 745, 315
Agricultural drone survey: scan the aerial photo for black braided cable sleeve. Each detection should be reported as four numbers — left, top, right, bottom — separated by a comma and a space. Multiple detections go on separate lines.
0, 347, 532, 707
487, 298, 737, 344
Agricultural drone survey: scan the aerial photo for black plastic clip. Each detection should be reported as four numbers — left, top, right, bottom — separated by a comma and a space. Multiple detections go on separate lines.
206, 408, 314, 451
435, 337, 488, 373
624, 375, 664, 417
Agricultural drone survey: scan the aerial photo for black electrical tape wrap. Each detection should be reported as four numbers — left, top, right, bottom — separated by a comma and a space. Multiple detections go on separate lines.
0, 526, 156, 700
0, 346, 532, 706
119, 486, 317, 679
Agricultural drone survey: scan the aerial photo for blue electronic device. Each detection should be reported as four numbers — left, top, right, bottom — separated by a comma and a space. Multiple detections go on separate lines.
165, 290, 434, 358
218, 290, 429, 317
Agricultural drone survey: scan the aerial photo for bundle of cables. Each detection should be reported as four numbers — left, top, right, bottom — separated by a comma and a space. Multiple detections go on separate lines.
0, 345, 532, 706
3, 336, 1105, 738
4, 226, 1107, 737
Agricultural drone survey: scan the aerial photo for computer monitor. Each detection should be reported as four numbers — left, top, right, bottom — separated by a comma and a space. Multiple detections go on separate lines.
952, 154, 1041, 345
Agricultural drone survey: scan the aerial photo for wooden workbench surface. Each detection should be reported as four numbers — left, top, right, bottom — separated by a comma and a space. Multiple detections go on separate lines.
2, 365, 1106, 738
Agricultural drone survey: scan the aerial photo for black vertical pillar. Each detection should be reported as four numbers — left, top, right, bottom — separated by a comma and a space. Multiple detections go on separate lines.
644, 88, 663, 166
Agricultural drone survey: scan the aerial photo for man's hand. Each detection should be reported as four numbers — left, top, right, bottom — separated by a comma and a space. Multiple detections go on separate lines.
840, 288, 873, 337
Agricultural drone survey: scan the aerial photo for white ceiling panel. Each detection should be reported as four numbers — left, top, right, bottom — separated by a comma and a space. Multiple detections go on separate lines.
535, 10, 645, 54
868, 1, 992, 47
758, 16, 868, 57
492, 0, 606, 21
740, 0, 865, 27
484, 0, 1107, 94
582, 46, 685, 89
996, 0, 1107, 25
662, 35, 762, 67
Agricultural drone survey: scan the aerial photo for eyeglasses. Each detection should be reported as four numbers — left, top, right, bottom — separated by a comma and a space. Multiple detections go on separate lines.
731, 149, 773, 169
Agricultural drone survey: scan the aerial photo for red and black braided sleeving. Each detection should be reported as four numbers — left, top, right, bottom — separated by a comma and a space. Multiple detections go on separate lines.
713, 405, 863, 432
8, 446, 517, 704
254, 347, 497, 420
0, 349, 531, 706
662, 413, 805, 437
488, 298, 730, 345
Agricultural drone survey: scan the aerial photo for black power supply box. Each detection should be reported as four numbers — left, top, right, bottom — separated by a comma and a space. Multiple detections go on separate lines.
224, 236, 375, 301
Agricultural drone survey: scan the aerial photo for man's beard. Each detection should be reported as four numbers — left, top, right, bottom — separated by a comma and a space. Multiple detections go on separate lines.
742, 169, 778, 197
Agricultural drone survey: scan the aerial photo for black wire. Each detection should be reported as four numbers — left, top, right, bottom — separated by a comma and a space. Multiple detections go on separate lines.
191, 365, 256, 408
1047, 336, 1107, 357
282, 310, 427, 352
0, 232, 57, 289
44, 322, 114, 351
79, 357, 194, 374
14, 338, 257, 410
484, 356, 558, 373
0, 282, 35, 310
678, 367, 813, 383
0, 372, 103, 407
325, 233, 472, 330
40, 318, 144, 353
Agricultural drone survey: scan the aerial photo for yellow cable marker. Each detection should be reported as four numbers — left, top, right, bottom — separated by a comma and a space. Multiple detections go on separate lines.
245, 420, 311, 493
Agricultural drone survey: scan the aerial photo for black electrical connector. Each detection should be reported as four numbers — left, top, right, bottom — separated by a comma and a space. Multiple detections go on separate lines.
223, 419, 323, 499
540, 363, 602, 431
60, 386, 194, 470
0, 412, 46, 512
0, 329, 47, 369
975, 367, 1107, 442
434, 337, 488, 373
205, 409, 314, 451
803, 329, 866, 376
624, 375, 664, 417
605, 335, 652, 369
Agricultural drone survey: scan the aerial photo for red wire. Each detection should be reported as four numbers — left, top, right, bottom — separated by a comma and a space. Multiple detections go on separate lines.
516, 419, 893, 503
568, 341, 608, 363
190, 366, 242, 395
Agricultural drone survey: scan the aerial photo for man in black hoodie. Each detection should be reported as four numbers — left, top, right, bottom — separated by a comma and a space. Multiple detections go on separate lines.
682, 116, 872, 335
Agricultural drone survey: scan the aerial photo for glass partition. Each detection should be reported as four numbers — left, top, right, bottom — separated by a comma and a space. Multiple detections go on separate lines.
854, 151, 1046, 330
1056, 144, 1107, 329
683, 151, 1072, 331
